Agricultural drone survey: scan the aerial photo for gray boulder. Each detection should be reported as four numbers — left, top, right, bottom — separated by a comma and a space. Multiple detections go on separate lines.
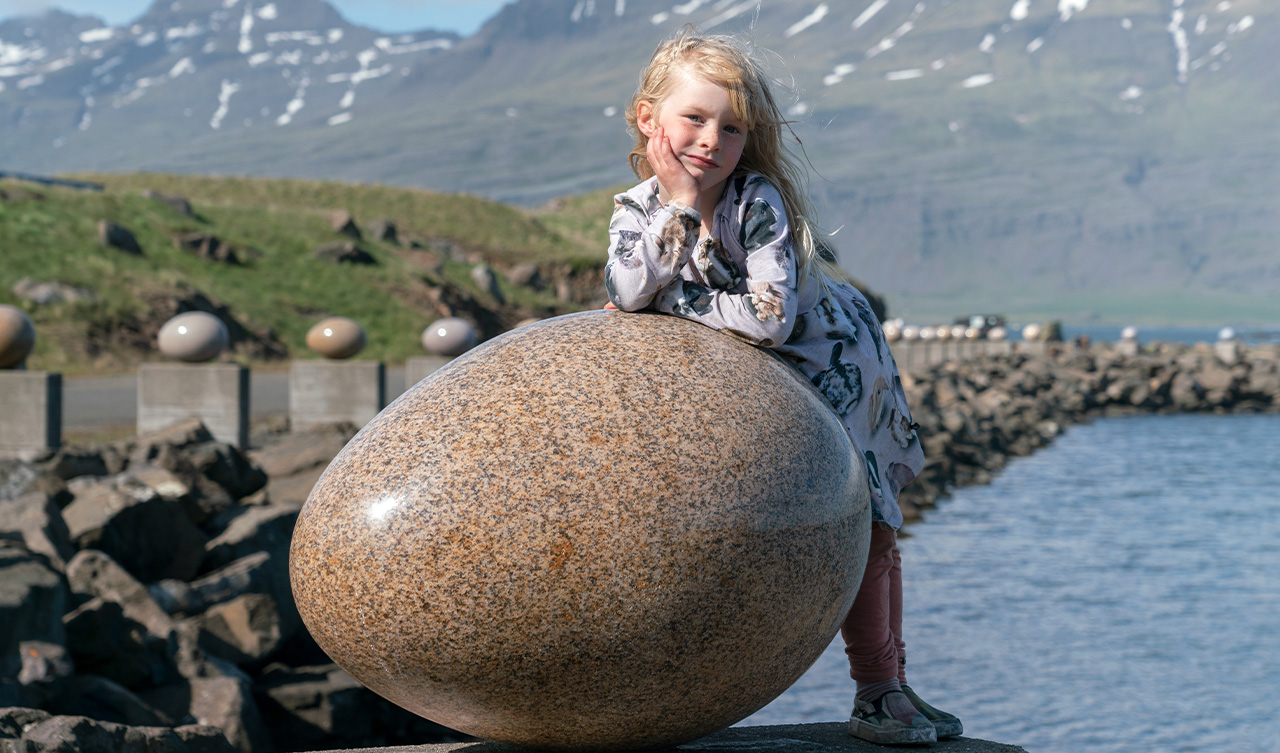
470, 263, 504, 303
505, 262, 543, 290
142, 190, 195, 217
0, 706, 52, 737
312, 241, 375, 265
254, 663, 465, 751
153, 553, 292, 629
196, 595, 282, 667
61, 598, 179, 691
10, 277, 97, 307
18, 712, 235, 753
203, 505, 298, 574
38, 446, 122, 481
367, 218, 397, 243
97, 221, 142, 254
328, 210, 361, 239
65, 551, 176, 639
44, 674, 174, 727
0, 492, 75, 571
61, 475, 207, 583
18, 641, 75, 688
248, 423, 354, 507
0, 539, 69, 663
1, 460, 70, 506
173, 233, 242, 266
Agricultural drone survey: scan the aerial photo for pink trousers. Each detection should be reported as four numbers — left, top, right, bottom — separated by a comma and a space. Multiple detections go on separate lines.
841, 522, 907, 684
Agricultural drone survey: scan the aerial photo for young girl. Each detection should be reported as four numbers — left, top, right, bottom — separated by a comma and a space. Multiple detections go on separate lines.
604, 30, 962, 746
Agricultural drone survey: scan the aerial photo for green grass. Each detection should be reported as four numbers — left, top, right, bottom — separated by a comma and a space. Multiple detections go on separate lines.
1, 173, 604, 373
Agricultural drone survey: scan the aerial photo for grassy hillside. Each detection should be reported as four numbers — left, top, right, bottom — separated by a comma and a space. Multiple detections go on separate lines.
0, 173, 614, 374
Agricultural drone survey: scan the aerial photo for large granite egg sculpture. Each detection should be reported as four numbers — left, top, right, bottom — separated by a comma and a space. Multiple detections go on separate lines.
290, 310, 870, 752
306, 316, 366, 359
0, 304, 36, 369
157, 311, 228, 362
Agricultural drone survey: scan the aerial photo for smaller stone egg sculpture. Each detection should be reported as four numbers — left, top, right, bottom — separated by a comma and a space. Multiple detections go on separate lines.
1120, 325, 1138, 341
306, 316, 366, 359
157, 311, 229, 363
421, 316, 477, 356
0, 304, 37, 369
1022, 323, 1043, 341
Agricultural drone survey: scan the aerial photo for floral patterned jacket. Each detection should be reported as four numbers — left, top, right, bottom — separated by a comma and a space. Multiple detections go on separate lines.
604, 174, 925, 529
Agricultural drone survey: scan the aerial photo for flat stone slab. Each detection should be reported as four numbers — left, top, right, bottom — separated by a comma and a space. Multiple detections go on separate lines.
317, 722, 1028, 752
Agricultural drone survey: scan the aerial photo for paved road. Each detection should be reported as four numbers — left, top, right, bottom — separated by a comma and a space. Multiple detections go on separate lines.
62, 367, 408, 430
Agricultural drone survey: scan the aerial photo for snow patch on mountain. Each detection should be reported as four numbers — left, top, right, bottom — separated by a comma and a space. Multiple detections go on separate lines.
823, 62, 855, 85
211, 78, 240, 128
786, 4, 829, 37
170, 57, 195, 77
703, 0, 760, 29
79, 27, 115, 43
374, 36, 452, 54
885, 68, 923, 81
853, 0, 890, 30
1169, 4, 1189, 84
277, 75, 307, 124
1059, 0, 1091, 21
867, 3, 923, 58
238, 3, 255, 54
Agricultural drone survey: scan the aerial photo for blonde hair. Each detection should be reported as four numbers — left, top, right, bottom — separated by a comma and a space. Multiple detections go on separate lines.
625, 29, 834, 287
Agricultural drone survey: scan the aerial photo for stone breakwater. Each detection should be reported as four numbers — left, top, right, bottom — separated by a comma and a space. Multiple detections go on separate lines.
894, 341, 1280, 523
1, 419, 470, 753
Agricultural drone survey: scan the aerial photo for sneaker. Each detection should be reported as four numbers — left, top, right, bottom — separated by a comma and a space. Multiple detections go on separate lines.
900, 685, 963, 739
848, 690, 937, 746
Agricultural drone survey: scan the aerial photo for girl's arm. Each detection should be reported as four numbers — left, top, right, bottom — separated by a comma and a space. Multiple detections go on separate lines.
650, 179, 800, 348
604, 194, 701, 312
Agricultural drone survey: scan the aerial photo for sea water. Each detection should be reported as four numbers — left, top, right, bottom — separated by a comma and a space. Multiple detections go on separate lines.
738, 412, 1280, 753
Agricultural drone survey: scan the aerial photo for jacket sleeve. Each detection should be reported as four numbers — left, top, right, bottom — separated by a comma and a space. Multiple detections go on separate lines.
604, 193, 702, 312
651, 179, 800, 348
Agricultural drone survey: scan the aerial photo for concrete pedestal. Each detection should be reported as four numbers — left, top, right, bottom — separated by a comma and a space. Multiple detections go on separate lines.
138, 363, 249, 448
0, 371, 61, 455
289, 360, 385, 431
404, 355, 453, 389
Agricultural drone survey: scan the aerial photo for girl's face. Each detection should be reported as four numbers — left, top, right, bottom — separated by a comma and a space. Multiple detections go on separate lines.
638, 70, 748, 204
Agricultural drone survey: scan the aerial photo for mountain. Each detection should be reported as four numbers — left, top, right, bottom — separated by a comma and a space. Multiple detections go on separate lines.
1, 0, 1277, 324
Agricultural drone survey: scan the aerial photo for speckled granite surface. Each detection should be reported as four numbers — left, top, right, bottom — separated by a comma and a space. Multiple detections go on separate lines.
291, 310, 869, 752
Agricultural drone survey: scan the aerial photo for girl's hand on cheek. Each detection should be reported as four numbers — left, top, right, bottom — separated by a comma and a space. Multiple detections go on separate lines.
648, 127, 700, 209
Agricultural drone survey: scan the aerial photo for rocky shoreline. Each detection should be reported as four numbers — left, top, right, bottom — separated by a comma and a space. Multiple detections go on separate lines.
3, 340, 1279, 752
